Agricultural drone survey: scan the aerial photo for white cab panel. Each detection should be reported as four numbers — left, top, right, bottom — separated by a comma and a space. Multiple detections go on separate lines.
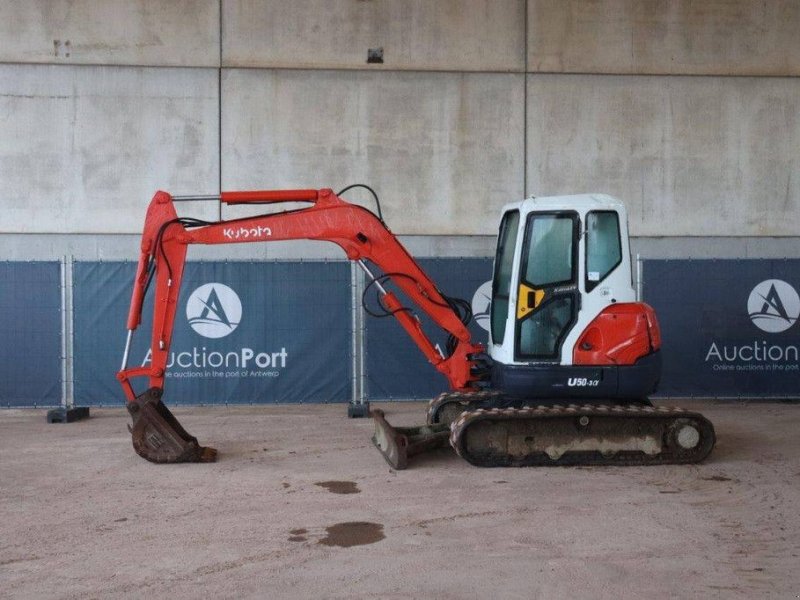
489, 194, 635, 366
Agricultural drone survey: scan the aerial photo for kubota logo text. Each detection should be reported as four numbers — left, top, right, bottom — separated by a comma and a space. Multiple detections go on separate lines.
186, 283, 242, 338
747, 279, 799, 333
223, 226, 272, 240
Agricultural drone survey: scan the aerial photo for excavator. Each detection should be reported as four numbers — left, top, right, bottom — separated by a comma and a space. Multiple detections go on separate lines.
117, 186, 715, 468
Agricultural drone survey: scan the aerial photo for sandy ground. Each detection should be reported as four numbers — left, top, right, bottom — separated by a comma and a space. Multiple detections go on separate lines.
1, 400, 799, 599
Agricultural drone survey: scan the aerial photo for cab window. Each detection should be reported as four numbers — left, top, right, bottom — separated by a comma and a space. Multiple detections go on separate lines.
585, 211, 621, 292
523, 214, 575, 287
490, 210, 519, 345
518, 296, 574, 357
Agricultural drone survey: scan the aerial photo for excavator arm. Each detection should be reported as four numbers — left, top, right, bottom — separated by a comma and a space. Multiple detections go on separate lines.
117, 188, 485, 463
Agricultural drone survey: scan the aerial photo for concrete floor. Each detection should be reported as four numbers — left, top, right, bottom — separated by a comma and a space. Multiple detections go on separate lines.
1, 401, 799, 599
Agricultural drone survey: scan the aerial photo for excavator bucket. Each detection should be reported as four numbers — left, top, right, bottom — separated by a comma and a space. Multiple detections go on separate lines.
126, 388, 217, 463
371, 409, 450, 470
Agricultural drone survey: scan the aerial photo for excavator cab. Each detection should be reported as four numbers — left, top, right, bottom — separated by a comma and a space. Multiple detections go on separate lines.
488, 195, 661, 401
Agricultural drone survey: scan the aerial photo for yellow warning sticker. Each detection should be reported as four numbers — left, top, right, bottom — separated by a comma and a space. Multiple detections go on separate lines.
517, 284, 545, 319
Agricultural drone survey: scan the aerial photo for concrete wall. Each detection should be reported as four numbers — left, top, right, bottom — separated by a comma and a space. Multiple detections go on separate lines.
0, 64, 219, 233
221, 69, 524, 235
223, 0, 525, 71
0, 0, 219, 67
0, 0, 799, 254
527, 74, 800, 236
528, 0, 800, 76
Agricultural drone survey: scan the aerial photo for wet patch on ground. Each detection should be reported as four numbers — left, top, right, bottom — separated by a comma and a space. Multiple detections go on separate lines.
317, 522, 385, 548
314, 480, 360, 494
702, 475, 734, 482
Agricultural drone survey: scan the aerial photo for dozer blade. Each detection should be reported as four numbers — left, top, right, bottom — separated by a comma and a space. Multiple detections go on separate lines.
126, 387, 217, 463
450, 404, 715, 467
371, 409, 450, 470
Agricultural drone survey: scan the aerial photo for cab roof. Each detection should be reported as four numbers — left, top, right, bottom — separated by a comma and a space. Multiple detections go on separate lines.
502, 193, 625, 215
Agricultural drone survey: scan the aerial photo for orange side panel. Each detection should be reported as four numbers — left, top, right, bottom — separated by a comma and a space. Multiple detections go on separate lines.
573, 303, 661, 366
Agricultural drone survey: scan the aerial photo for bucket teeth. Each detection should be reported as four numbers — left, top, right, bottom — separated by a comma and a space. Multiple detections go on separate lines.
127, 387, 217, 463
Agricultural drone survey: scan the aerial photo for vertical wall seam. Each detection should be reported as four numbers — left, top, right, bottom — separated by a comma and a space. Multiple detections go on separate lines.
523, 0, 529, 197
218, 0, 223, 219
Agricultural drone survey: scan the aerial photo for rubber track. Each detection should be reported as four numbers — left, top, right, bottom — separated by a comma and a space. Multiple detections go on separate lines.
449, 403, 716, 467
427, 390, 503, 425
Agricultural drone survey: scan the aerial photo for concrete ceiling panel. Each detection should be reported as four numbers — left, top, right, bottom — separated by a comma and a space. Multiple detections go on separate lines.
0, 64, 219, 233
221, 68, 525, 235
0, 0, 219, 67
528, 0, 800, 76
223, 0, 525, 72
526, 74, 800, 236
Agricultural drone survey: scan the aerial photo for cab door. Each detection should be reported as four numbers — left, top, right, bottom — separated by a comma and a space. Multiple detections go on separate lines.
514, 211, 579, 362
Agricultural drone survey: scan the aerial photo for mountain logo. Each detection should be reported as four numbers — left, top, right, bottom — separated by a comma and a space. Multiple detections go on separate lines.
186, 283, 242, 338
471, 280, 492, 333
747, 279, 799, 334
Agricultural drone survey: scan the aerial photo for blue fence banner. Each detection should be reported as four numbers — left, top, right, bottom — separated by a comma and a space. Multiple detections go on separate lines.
74, 261, 352, 406
365, 258, 493, 400
0, 262, 62, 407
644, 259, 800, 398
